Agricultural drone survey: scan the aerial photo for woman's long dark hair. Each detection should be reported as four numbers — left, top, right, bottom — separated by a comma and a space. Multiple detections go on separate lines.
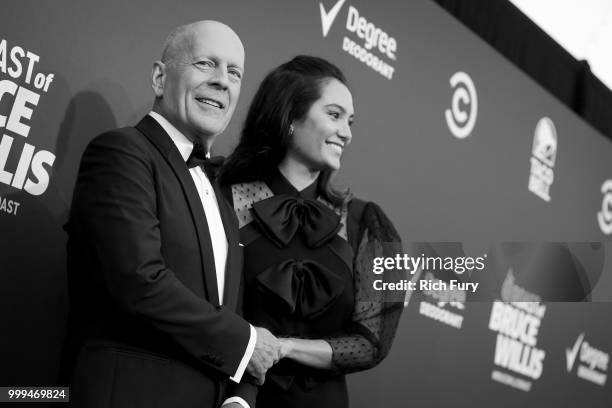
219, 55, 349, 206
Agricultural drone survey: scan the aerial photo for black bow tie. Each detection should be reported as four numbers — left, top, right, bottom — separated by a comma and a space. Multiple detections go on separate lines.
186, 142, 223, 180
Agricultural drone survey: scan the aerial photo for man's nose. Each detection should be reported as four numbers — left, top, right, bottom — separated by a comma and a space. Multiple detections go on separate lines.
208, 66, 229, 90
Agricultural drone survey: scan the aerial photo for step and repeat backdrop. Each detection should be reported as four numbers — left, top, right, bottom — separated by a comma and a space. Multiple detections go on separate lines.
1, 0, 611, 406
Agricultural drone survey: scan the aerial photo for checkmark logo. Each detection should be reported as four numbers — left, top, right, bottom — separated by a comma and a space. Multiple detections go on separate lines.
566, 333, 585, 372
319, 0, 346, 37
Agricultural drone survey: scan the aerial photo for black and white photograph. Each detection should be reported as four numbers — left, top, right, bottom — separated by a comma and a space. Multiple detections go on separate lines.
1, 0, 612, 407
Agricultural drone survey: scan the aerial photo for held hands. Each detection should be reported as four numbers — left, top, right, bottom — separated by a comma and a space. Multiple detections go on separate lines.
246, 327, 281, 385
279, 337, 293, 359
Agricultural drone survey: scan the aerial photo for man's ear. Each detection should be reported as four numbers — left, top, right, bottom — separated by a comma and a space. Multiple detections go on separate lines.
151, 61, 166, 97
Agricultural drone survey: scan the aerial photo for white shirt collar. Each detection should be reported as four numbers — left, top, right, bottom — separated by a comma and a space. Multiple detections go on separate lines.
148, 111, 197, 162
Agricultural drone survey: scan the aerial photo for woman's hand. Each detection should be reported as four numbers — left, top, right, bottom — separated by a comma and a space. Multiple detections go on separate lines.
279, 337, 294, 359
276, 338, 333, 369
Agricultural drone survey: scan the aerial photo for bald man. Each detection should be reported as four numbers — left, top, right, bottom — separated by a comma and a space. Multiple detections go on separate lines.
63, 21, 279, 408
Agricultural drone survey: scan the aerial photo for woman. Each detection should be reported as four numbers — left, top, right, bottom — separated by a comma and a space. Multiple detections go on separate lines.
219, 55, 403, 407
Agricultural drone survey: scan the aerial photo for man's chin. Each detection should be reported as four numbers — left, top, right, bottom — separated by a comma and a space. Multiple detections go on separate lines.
192, 122, 227, 140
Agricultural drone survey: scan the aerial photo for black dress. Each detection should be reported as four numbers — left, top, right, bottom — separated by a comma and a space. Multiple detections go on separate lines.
228, 171, 403, 408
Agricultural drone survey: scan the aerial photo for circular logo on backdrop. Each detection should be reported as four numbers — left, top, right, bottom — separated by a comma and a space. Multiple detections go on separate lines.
444, 71, 478, 139
597, 180, 612, 235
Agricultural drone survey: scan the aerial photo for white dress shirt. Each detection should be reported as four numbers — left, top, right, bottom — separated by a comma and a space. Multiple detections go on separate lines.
148, 113, 255, 406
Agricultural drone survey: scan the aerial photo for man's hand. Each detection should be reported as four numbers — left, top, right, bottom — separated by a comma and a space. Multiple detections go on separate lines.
246, 327, 281, 385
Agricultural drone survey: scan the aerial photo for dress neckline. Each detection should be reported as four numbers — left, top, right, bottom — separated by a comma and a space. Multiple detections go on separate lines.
266, 170, 319, 200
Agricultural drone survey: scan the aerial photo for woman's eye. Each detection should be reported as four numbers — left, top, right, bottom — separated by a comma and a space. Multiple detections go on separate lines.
328, 111, 340, 119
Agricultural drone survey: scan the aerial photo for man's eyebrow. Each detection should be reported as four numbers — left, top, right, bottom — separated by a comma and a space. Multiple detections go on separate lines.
193, 55, 243, 69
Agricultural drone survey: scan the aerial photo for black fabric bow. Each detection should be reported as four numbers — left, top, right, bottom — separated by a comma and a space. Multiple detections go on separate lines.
186, 142, 223, 179
256, 259, 345, 319
251, 194, 340, 248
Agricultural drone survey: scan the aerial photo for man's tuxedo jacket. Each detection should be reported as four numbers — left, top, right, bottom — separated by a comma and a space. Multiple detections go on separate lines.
63, 115, 250, 407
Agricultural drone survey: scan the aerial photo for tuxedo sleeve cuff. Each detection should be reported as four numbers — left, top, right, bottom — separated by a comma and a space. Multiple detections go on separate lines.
229, 324, 256, 383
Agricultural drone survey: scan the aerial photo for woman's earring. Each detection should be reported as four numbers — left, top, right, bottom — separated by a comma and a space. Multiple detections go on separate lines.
289, 124, 294, 137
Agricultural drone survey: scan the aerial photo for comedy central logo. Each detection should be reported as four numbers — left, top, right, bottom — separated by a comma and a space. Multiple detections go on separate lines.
444, 72, 478, 139
318, 0, 397, 80
597, 180, 612, 235
528, 117, 557, 202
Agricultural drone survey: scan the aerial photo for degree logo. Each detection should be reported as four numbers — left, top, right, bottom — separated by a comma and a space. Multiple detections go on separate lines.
319, 0, 346, 37
317, 1, 397, 79
566, 333, 585, 372
565, 333, 609, 386
444, 71, 478, 139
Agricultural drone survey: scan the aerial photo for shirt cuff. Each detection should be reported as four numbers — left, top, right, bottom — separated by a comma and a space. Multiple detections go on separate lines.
222, 396, 250, 408
229, 324, 257, 383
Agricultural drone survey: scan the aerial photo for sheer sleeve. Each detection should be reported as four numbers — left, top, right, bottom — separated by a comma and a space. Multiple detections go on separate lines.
325, 201, 404, 373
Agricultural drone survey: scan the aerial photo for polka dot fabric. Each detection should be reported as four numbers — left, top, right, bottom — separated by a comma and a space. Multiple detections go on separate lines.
231, 181, 273, 228
326, 202, 404, 373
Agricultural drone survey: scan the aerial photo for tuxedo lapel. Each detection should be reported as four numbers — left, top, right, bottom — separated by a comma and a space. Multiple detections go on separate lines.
135, 116, 219, 305
212, 182, 241, 311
